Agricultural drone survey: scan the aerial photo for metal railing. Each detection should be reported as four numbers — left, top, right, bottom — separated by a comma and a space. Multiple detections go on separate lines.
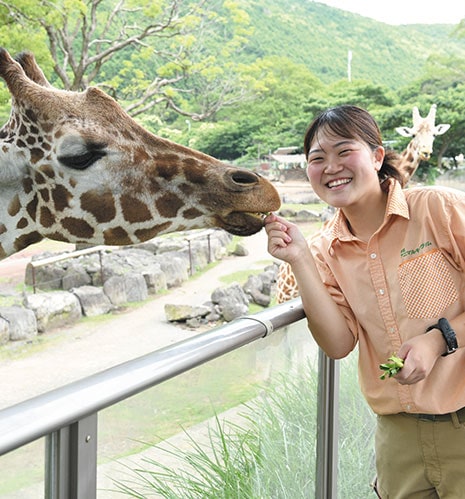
0, 298, 339, 498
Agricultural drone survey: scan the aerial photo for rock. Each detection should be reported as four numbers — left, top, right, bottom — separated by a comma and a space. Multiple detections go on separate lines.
296, 209, 320, 221
71, 286, 112, 317
278, 208, 297, 218
142, 269, 167, 294
24, 291, 82, 333
0, 306, 37, 341
103, 276, 127, 306
211, 282, 250, 322
123, 273, 148, 302
154, 254, 189, 287
0, 317, 9, 345
164, 304, 211, 322
61, 264, 92, 290
221, 302, 249, 321
24, 262, 65, 290
243, 275, 271, 307
231, 242, 248, 256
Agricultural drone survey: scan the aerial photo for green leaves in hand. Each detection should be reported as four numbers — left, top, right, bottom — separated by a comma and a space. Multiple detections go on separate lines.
379, 354, 404, 380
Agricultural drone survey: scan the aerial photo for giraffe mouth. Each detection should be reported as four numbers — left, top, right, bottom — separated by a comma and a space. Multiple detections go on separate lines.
217, 211, 270, 236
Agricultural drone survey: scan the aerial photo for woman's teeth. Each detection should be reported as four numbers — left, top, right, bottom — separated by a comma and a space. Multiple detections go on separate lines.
327, 178, 351, 188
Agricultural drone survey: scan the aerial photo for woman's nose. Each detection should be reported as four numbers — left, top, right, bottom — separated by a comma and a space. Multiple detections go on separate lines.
324, 159, 342, 173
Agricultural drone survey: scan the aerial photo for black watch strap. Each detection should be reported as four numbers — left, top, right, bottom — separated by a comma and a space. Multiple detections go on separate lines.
426, 317, 458, 356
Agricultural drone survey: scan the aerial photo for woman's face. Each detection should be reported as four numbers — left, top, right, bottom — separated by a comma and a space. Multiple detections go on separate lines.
306, 128, 384, 210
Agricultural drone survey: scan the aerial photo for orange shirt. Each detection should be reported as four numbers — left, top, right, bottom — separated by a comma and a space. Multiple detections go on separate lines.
311, 179, 465, 415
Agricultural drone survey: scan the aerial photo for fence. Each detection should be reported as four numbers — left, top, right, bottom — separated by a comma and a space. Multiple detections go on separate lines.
0, 298, 339, 498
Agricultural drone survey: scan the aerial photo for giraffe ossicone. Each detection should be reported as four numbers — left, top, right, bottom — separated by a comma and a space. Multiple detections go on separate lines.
0, 48, 281, 260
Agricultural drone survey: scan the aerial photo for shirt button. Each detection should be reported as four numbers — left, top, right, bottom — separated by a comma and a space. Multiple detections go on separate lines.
379, 289, 385, 295
370, 253, 377, 259
406, 405, 411, 411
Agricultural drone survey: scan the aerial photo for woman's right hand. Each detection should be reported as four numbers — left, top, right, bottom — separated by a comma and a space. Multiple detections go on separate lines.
264, 213, 309, 264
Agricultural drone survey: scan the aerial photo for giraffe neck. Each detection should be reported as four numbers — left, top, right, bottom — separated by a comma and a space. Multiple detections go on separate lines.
397, 140, 421, 184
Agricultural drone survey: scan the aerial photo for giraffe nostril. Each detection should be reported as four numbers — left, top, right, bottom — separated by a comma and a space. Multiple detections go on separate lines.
230, 169, 259, 186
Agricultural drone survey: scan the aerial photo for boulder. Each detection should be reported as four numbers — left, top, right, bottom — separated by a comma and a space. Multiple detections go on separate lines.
61, 264, 92, 290
0, 306, 37, 341
211, 282, 250, 322
142, 269, 167, 295
0, 317, 9, 345
164, 304, 211, 322
154, 254, 189, 287
243, 274, 271, 307
123, 273, 148, 302
103, 276, 127, 306
72, 286, 112, 317
231, 242, 248, 256
24, 291, 82, 333
24, 262, 65, 290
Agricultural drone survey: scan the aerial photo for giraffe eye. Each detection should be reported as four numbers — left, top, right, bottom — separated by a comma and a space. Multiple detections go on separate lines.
58, 149, 106, 170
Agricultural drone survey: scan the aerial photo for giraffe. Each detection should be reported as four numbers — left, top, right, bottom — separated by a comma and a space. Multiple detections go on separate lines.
274, 104, 451, 304
0, 48, 281, 260
395, 104, 450, 186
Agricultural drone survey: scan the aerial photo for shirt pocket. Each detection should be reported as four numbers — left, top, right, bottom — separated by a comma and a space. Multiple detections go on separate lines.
398, 249, 458, 319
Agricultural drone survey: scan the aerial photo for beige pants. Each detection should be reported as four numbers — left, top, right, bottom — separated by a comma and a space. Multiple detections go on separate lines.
374, 409, 465, 498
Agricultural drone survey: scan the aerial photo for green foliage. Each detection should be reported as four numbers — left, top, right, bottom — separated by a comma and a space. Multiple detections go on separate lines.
113, 355, 376, 498
1, 0, 465, 165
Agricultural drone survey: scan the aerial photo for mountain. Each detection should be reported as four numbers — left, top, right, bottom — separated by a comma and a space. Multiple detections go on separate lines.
239, 0, 465, 89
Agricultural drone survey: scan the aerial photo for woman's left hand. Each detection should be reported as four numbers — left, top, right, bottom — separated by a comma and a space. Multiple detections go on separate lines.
394, 330, 445, 384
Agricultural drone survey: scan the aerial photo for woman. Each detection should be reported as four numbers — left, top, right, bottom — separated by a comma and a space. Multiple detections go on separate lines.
265, 105, 465, 498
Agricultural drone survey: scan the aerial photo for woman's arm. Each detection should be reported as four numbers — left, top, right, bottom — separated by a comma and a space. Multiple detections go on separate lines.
265, 213, 355, 358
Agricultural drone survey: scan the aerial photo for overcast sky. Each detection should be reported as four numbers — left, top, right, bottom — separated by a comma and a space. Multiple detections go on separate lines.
316, 0, 465, 25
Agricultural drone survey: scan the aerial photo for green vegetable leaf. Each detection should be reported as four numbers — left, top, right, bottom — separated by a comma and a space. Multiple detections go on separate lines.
379, 354, 404, 380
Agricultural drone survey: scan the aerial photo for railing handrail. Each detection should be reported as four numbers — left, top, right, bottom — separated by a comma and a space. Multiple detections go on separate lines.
0, 298, 305, 456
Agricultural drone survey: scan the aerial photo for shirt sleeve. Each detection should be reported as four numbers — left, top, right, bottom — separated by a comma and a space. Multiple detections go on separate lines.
310, 243, 360, 346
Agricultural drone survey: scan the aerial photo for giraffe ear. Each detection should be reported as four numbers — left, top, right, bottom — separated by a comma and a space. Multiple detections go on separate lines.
434, 124, 450, 136
395, 126, 413, 137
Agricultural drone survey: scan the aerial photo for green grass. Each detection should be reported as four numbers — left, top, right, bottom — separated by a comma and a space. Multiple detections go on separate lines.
112, 353, 376, 499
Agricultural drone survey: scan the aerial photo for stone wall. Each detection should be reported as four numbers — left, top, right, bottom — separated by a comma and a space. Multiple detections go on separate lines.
0, 230, 234, 344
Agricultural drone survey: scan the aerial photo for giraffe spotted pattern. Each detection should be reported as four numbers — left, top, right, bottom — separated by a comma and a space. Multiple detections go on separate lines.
0, 48, 281, 259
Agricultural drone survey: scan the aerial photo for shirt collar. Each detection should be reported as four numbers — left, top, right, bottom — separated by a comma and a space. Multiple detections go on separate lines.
325, 178, 409, 249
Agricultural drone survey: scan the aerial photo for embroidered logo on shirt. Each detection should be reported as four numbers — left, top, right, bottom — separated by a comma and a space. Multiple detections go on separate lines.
400, 241, 432, 258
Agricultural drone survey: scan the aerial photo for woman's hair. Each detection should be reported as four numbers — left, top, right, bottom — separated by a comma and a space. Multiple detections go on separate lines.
303, 105, 404, 186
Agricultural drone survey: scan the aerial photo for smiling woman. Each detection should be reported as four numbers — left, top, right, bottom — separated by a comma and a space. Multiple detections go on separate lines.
265, 104, 465, 497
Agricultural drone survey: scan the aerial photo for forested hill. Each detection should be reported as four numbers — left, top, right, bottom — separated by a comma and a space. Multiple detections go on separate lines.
239, 0, 465, 89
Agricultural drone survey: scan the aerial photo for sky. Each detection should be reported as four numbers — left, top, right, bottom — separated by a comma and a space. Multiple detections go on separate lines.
317, 0, 465, 25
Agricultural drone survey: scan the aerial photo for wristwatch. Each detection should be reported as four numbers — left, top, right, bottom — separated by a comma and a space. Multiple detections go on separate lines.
426, 318, 458, 356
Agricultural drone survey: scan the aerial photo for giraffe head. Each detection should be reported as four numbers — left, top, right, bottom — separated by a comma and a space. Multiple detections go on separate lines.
0, 48, 281, 259
395, 104, 450, 161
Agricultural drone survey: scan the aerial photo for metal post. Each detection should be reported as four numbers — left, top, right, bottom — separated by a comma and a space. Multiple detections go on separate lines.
45, 413, 98, 499
207, 233, 212, 263
187, 239, 193, 275
315, 349, 339, 499
98, 250, 104, 285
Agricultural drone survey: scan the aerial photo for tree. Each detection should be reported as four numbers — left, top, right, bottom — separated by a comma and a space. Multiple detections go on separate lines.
193, 57, 325, 160
0, 0, 254, 120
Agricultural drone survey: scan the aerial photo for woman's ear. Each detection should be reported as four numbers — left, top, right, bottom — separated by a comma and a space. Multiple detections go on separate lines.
374, 146, 385, 171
